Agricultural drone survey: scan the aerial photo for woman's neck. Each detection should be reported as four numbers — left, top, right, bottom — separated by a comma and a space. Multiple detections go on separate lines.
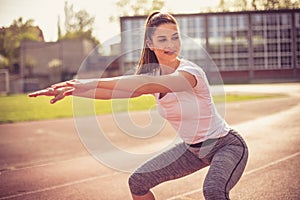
159, 58, 181, 75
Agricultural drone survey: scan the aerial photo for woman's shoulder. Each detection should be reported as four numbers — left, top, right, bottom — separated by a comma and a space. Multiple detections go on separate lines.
177, 59, 205, 75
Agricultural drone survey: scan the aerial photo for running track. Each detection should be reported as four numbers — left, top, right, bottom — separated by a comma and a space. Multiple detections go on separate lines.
0, 83, 299, 199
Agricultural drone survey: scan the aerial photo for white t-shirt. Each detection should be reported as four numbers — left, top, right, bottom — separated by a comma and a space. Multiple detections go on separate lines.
154, 59, 230, 144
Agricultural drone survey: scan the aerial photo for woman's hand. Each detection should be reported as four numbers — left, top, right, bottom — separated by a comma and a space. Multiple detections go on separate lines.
51, 79, 76, 89
28, 86, 74, 104
51, 79, 99, 90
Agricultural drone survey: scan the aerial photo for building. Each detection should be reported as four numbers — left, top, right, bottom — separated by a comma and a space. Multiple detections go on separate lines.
120, 9, 300, 83
18, 39, 95, 93
14, 9, 300, 94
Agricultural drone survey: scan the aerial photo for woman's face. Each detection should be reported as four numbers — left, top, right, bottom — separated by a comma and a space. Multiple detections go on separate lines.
147, 23, 181, 64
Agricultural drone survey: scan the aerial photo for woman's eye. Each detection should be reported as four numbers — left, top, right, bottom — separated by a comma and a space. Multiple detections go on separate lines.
172, 36, 179, 40
158, 39, 167, 42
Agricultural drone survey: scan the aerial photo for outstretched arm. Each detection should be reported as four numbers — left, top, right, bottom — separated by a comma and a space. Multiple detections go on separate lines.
28, 83, 144, 104
29, 70, 196, 104
54, 71, 196, 95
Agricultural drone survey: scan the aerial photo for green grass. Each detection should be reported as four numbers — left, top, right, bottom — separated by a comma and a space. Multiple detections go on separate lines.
0, 94, 156, 124
0, 93, 282, 124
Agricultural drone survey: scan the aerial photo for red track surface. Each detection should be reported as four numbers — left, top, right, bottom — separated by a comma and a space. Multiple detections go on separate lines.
1, 83, 300, 200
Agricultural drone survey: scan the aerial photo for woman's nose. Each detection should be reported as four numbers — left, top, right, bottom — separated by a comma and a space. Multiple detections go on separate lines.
165, 40, 176, 49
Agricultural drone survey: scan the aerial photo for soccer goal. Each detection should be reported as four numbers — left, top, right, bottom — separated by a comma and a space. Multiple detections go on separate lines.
0, 69, 9, 95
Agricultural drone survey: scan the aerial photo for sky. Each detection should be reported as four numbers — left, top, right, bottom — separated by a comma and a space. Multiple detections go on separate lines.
0, 0, 219, 42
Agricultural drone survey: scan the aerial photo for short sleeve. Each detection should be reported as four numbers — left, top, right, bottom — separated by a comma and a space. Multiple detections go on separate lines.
177, 63, 207, 89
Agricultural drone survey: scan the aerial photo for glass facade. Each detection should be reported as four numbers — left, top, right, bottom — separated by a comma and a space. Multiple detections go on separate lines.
177, 15, 207, 66
208, 14, 249, 71
296, 13, 300, 67
251, 13, 293, 69
120, 9, 300, 76
121, 18, 144, 65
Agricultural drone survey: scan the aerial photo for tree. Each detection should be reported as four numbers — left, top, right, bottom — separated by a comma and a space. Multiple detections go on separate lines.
59, 2, 99, 45
218, 0, 229, 12
250, 0, 300, 10
216, 0, 299, 11
151, 0, 165, 11
110, 0, 166, 22
251, 0, 258, 10
0, 17, 43, 72
57, 16, 62, 39
233, 0, 248, 11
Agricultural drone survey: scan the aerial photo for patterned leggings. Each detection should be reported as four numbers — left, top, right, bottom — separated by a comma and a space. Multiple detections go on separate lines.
128, 130, 248, 200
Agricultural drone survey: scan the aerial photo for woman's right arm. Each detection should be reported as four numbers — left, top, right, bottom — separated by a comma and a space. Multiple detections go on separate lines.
28, 85, 143, 104
54, 72, 195, 97
71, 87, 143, 100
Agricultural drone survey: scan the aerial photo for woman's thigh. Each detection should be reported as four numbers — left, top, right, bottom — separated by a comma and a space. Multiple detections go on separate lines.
129, 142, 208, 195
203, 131, 248, 199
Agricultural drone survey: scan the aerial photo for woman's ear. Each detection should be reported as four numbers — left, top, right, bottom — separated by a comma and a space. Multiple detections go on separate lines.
146, 39, 154, 51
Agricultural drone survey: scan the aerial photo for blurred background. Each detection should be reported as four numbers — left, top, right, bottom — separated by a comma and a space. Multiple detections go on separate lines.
0, 0, 299, 94
1, 1, 300, 199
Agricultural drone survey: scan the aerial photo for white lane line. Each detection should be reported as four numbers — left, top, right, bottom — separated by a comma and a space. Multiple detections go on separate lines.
166, 151, 300, 200
1, 152, 299, 200
243, 151, 300, 176
0, 172, 121, 200
1, 156, 89, 173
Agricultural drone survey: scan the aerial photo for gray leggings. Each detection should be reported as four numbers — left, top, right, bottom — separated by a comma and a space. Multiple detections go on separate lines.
128, 130, 248, 199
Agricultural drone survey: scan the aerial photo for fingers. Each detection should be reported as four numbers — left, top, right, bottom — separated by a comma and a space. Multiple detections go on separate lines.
50, 88, 74, 104
28, 86, 74, 102
50, 92, 64, 104
51, 80, 76, 89
66, 80, 75, 87
51, 82, 67, 89
28, 82, 80, 104
63, 88, 74, 96
28, 88, 56, 97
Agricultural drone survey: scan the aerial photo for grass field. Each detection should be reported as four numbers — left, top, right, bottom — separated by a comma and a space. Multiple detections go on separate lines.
0, 93, 282, 124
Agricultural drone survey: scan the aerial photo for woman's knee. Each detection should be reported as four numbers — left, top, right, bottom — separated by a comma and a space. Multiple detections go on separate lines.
203, 186, 229, 200
128, 173, 150, 196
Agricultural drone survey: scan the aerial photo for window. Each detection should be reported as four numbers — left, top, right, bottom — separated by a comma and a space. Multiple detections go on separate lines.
267, 30, 277, 39
295, 13, 300, 27
279, 14, 291, 26
253, 56, 266, 69
280, 43, 291, 52
281, 56, 292, 67
266, 14, 277, 26
252, 14, 263, 27
297, 42, 300, 52
238, 58, 249, 67
267, 43, 277, 52
280, 29, 291, 39
208, 14, 249, 70
268, 57, 278, 66
237, 44, 248, 53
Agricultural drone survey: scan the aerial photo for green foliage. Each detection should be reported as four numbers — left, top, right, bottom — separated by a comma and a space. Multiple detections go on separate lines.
216, 0, 299, 11
110, 0, 165, 22
250, 0, 300, 10
0, 17, 43, 72
58, 2, 99, 45
0, 55, 9, 69
60, 30, 99, 45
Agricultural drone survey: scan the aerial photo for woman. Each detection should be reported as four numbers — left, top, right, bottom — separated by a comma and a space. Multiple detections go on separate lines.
29, 11, 248, 200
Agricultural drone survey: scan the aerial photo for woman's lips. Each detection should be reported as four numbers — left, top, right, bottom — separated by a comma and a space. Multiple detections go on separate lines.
164, 51, 176, 55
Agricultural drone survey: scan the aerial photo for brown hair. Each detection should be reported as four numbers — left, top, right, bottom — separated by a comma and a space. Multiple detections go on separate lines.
135, 11, 178, 74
